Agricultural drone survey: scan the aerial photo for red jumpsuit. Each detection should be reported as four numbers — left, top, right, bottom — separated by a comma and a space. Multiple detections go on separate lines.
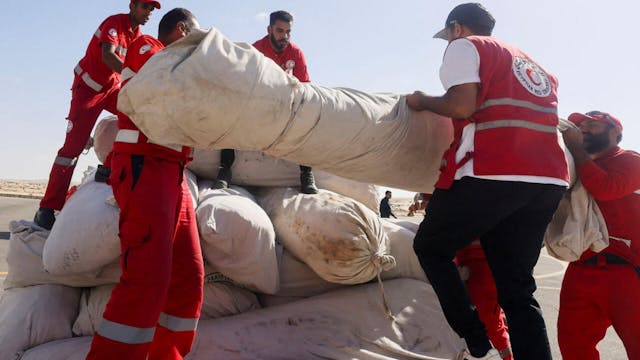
87, 35, 204, 360
456, 243, 513, 359
40, 14, 140, 211
558, 146, 640, 360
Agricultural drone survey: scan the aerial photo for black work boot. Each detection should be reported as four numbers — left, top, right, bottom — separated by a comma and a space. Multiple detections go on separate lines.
300, 168, 319, 194
211, 166, 232, 189
94, 165, 111, 183
34, 207, 56, 230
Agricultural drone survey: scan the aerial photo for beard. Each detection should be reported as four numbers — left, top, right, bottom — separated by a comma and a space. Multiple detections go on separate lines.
269, 34, 288, 52
583, 130, 611, 154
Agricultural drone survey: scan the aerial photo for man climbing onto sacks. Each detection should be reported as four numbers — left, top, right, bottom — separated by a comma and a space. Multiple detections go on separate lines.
35, 0, 160, 230
86, 8, 204, 360
213, 10, 319, 194
407, 3, 568, 359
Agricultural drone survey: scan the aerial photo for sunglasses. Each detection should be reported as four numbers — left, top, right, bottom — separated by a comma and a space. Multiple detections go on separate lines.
585, 111, 617, 127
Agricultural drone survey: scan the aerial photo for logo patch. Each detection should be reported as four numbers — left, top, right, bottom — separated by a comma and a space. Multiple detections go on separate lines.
513, 57, 551, 97
285, 60, 296, 70
139, 44, 152, 55
66, 120, 73, 133
108, 28, 117, 37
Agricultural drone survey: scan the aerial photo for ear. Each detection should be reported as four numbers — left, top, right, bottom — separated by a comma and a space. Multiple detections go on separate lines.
267, 25, 273, 35
611, 125, 622, 142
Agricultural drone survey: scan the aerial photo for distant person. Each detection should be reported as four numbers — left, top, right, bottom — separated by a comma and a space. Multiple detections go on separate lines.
407, 3, 568, 359
213, 10, 318, 194
558, 111, 640, 359
86, 8, 204, 359
34, 0, 160, 230
379, 190, 397, 219
407, 192, 430, 216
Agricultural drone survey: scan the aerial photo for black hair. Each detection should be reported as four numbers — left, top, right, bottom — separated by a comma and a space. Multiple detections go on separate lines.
385, 190, 392, 195
269, 10, 293, 26
158, 8, 197, 39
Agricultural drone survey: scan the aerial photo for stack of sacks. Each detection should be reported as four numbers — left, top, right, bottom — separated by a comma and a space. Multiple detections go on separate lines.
19, 279, 465, 359
93, 116, 381, 212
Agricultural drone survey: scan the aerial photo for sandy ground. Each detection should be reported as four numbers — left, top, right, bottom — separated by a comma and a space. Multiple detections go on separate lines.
0, 180, 46, 199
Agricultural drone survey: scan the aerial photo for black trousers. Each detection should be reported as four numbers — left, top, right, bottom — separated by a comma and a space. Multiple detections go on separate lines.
413, 177, 565, 360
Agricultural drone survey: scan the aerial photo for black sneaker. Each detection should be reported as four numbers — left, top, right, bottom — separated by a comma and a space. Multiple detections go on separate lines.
300, 169, 319, 194
34, 207, 55, 230
211, 166, 232, 189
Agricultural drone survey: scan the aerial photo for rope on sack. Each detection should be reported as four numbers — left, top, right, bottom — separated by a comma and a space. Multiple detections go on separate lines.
372, 252, 397, 321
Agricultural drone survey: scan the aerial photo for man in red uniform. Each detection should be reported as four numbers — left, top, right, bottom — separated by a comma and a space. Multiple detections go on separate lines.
86, 8, 204, 360
559, 111, 640, 360
212, 10, 318, 194
34, 0, 160, 230
407, 3, 568, 360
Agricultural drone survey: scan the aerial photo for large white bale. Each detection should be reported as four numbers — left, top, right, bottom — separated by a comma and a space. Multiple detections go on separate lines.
183, 168, 199, 209
258, 188, 395, 285
275, 248, 345, 298
379, 220, 427, 282
4, 220, 121, 289
118, 28, 452, 193
21, 280, 465, 360
0, 284, 81, 360
43, 179, 120, 275
93, 115, 118, 164
196, 186, 279, 294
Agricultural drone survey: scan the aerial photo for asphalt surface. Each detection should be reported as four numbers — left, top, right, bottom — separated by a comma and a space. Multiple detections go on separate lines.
0, 197, 627, 359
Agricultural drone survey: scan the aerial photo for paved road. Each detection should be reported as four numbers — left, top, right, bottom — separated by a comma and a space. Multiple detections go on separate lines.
0, 199, 627, 358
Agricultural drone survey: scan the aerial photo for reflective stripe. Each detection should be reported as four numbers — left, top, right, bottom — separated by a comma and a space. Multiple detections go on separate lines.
611, 236, 632, 247
98, 319, 155, 345
479, 98, 558, 114
158, 312, 199, 332
116, 45, 128, 56
94, 29, 101, 39
121, 67, 137, 83
476, 119, 558, 134
115, 129, 184, 153
74, 64, 103, 92
634, 189, 640, 195
54, 156, 77, 167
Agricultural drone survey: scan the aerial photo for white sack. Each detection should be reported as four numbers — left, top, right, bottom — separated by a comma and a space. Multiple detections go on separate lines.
544, 180, 609, 262
21, 280, 465, 360
18, 337, 92, 360
118, 28, 452, 193
0, 284, 81, 360
43, 179, 120, 275
72, 285, 115, 337
258, 188, 395, 285
196, 186, 279, 294
186, 279, 465, 359
383, 217, 420, 233
275, 247, 345, 298
4, 220, 121, 289
201, 272, 261, 319
380, 220, 428, 282
93, 115, 118, 164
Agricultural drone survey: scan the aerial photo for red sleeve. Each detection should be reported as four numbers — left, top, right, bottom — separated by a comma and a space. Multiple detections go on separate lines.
293, 48, 310, 83
98, 16, 121, 46
578, 151, 640, 201
124, 36, 164, 73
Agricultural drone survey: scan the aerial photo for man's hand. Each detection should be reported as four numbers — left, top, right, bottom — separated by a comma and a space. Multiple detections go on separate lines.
406, 91, 428, 111
562, 126, 583, 147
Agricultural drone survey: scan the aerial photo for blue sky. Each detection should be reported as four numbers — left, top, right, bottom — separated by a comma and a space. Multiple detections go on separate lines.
1, 1, 637, 198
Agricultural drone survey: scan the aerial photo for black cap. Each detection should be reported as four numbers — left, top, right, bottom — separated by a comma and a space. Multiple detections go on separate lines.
433, 3, 495, 40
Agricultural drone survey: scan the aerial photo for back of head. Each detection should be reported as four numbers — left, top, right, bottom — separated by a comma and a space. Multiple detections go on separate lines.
270, 10, 293, 25
158, 8, 198, 39
446, 3, 495, 36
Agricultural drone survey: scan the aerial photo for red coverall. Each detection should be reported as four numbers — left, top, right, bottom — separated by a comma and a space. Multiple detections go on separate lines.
558, 147, 640, 360
456, 243, 513, 360
87, 35, 204, 360
40, 14, 140, 211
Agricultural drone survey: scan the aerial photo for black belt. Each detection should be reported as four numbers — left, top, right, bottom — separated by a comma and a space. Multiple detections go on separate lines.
582, 253, 630, 266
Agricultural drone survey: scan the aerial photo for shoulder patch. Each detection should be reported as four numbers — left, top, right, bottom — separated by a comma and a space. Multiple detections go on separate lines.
513, 57, 551, 97
108, 28, 118, 37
